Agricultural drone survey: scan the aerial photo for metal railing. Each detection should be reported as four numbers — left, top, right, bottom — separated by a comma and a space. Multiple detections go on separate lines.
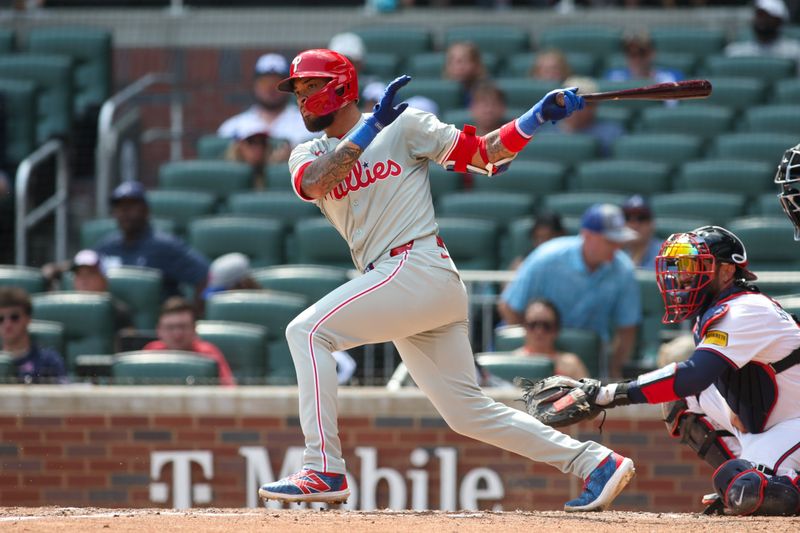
14, 139, 69, 266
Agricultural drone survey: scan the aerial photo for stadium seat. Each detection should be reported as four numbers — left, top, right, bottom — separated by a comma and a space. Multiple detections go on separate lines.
196, 320, 268, 384
264, 162, 293, 190
0, 79, 36, 166
31, 292, 115, 374
196, 134, 231, 159
555, 328, 603, 377
227, 191, 321, 226
147, 190, 216, 236
639, 104, 734, 138
713, 133, 798, 163
437, 217, 500, 270
106, 266, 162, 330
437, 191, 535, 226
674, 159, 774, 197
112, 350, 219, 385
612, 134, 704, 169
0, 265, 46, 293
539, 26, 623, 57
774, 78, 800, 104
653, 216, 713, 240
0, 54, 74, 143
188, 216, 284, 267
650, 27, 726, 56
444, 25, 530, 56
27, 26, 112, 117
396, 79, 464, 113
80, 217, 175, 249
353, 27, 432, 59
406, 52, 499, 79
514, 135, 598, 166
475, 353, 554, 382
689, 77, 766, 111
503, 217, 535, 267
753, 192, 784, 219
28, 319, 65, 355
496, 77, 560, 108
251, 265, 350, 303
471, 161, 566, 196
703, 56, 796, 84
158, 160, 253, 204
292, 218, 353, 269
0, 28, 13, 53
651, 192, 746, 225
574, 160, 671, 195
743, 105, 800, 136
542, 192, 628, 217
0, 353, 13, 382
727, 216, 800, 270
493, 325, 526, 352
205, 290, 309, 383
503, 51, 597, 77
428, 165, 465, 200
363, 53, 401, 79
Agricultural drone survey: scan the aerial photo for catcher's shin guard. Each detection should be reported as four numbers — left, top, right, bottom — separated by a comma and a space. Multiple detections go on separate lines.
662, 400, 734, 468
713, 459, 800, 516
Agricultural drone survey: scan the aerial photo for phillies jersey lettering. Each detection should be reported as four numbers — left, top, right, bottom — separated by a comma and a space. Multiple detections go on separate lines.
328, 159, 402, 200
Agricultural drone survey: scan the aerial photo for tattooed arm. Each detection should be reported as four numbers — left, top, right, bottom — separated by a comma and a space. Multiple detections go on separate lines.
300, 141, 362, 200
472, 129, 516, 168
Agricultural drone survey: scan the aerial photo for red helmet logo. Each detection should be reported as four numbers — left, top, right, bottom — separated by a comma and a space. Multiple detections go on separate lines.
278, 49, 358, 116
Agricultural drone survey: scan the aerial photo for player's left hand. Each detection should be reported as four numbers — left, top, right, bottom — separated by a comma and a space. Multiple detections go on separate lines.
534, 87, 585, 124
370, 75, 412, 130
517, 375, 605, 428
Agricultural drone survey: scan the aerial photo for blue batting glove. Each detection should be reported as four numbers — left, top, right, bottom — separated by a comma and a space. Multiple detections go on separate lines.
517, 87, 585, 136
347, 75, 412, 150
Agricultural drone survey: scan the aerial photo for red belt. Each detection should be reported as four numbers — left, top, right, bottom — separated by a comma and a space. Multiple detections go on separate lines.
366, 236, 447, 272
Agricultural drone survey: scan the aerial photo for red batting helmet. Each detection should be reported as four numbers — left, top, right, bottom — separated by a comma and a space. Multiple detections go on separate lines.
278, 49, 358, 116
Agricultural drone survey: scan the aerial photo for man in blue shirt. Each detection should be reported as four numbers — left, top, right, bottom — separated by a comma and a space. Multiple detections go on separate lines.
95, 182, 210, 301
0, 287, 67, 384
498, 204, 642, 377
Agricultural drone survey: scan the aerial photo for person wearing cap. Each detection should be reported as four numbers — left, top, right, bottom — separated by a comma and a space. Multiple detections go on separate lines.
621, 195, 663, 270
143, 296, 235, 386
328, 32, 366, 74
604, 32, 683, 85
71, 249, 134, 335
726, 0, 800, 72
202, 253, 259, 300
499, 203, 642, 377
223, 118, 271, 189
95, 182, 210, 302
217, 53, 314, 161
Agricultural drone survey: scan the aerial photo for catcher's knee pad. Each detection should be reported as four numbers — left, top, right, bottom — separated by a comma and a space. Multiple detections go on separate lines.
662, 400, 734, 469
713, 459, 800, 516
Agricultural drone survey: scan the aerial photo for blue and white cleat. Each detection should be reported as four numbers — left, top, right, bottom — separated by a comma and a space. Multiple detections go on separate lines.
564, 452, 635, 512
258, 468, 350, 504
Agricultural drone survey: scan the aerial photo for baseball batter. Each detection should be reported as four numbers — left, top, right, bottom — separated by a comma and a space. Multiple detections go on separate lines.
257, 49, 635, 510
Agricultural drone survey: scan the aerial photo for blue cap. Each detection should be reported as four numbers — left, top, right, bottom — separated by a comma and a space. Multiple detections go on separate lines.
110, 181, 147, 205
581, 203, 639, 243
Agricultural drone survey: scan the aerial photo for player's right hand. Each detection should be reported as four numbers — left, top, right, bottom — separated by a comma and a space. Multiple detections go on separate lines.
370, 75, 412, 130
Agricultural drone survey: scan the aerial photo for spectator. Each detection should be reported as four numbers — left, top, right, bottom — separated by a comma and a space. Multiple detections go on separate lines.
725, 0, 800, 72
218, 53, 314, 163
224, 117, 270, 189
202, 252, 260, 301
71, 249, 135, 334
498, 203, 642, 377
469, 81, 507, 135
0, 287, 67, 384
509, 210, 566, 269
95, 182, 210, 302
360, 80, 385, 113
328, 32, 366, 74
530, 49, 572, 82
443, 41, 488, 105
513, 298, 589, 379
621, 194, 662, 269
544, 76, 624, 157
604, 32, 683, 83
143, 297, 235, 386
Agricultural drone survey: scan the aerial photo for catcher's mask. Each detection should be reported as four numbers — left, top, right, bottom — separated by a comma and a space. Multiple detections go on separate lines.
277, 48, 358, 117
774, 143, 800, 241
655, 226, 755, 324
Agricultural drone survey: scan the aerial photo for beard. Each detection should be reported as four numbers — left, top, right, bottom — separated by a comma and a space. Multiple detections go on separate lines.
303, 112, 335, 132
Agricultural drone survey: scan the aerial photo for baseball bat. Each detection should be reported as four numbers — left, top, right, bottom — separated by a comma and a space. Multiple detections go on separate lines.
555, 79, 712, 106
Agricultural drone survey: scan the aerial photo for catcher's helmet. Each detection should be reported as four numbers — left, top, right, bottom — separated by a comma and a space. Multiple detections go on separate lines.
278, 49, 358, 116
774, 143, 800, 241
655, 225, 755, 323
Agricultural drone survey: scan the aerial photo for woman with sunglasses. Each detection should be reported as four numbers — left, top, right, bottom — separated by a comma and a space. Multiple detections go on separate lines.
514, 298, 589, 379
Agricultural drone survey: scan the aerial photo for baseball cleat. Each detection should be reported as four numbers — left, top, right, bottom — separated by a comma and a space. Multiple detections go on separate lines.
258, 468, 350, 504
563, 452, 635, 512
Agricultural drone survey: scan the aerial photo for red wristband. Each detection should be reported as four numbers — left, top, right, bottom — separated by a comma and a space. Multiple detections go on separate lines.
499, 120, 531, 153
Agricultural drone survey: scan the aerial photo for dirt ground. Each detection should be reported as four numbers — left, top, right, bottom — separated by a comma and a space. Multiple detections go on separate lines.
1, 507, 799, 532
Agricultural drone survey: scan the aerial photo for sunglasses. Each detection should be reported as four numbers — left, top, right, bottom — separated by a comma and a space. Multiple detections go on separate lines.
625, 214, 652, 223
0, 312, 22, 324
525, 320, 556, 333
244, 136, 268, 146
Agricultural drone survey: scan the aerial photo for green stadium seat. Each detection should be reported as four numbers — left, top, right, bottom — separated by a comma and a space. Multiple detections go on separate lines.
689, 77, 766, 111
188, 216, 284, 267
650, 27, 725, 55
0, 29, 13, 54
503, 51, 597, 77
674, 159, 774, 196
227, 191, 321, 226
539, 26, 623, 56
0, 353, 13, 382
753, 192, 784, 219
27, 26, 112, 117
493, 325, 526, 352
437, 217, 499, 270
0, 79, 36, 166
147, 189, 216, 236
112, 350, 219, 385
574, 160, 671, 195
555, 327, 603, 377
594, 106, 634, 130
0, 265, 46, 293
265, 162, 293, 190
158, 160, 253, 204
502, 217, 537, 267
106, 266, 162, 330
363, 53, 401, 79
612, 134, 703, 168
396, 79, 464, 113
496, 77, 559, 108
251, 265, 350, 303
639, 104, 733, 138
653, 216, 713, 240
353, 27, 432, 58
727, 216, 800, 270
196, 134, 231, 159
651, 191, 746, 225
28, 319, 65, 355
445, 25, 530, 55
441, 108, 471, 128
475, 353, 554, 382
196, 320, 268, 384
405, 52, 499, 78
31, 292, 115, 374
774, 78, 800, 104
80, 217, 175, 249
713, 133, 798, 163
205, 290, 309, 383
437, 191, 535, 227
542, 192, 628, 217
514, 135, 598, 166
743, 105, 800, 135
428, 165, 465, 200
603, 52, 697, 78
0, 54, 74, 143
292, 218, 353, 269
471, 161, 566, 196
702, 55, 796, 84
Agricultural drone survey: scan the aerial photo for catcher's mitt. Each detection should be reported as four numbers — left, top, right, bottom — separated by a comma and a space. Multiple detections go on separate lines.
516, 375, 604, 428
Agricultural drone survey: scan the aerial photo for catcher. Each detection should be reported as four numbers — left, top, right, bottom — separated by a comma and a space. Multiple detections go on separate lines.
520, 225, 800, 516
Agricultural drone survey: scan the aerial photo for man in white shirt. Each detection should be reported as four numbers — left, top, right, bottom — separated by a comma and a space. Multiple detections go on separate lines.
725, 0, 800, 73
